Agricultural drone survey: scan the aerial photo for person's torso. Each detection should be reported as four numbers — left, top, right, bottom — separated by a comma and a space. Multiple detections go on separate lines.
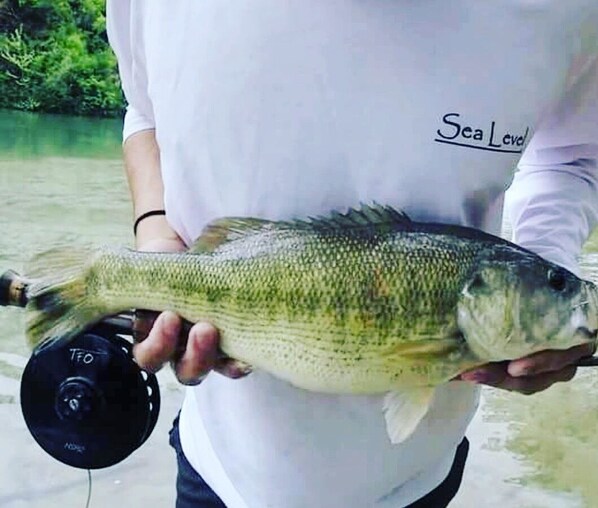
130, 2, 598, 506
133, 0, 598, 241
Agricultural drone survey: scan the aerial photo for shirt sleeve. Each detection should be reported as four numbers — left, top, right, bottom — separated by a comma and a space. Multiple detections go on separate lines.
106, 0, 155, 142
505, 54, 598, 276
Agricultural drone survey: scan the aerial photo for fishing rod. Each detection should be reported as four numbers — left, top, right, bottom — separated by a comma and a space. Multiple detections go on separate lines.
0, 270, 160, 470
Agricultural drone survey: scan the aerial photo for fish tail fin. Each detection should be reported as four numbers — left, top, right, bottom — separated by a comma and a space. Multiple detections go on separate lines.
25, 246, 106, 348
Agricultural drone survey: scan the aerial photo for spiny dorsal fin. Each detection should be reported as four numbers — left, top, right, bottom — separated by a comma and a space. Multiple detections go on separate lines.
191, 217, 273, 253
191, 204, 411, 252
287, 203, 412, 234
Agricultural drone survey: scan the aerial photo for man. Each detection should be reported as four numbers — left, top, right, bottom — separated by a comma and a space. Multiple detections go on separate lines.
107, 2, 598, 506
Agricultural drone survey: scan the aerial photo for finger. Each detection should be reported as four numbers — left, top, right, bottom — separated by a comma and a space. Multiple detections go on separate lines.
459, 361, 509, 385
489, 365, 577, 395
174, 322, 220, 385
214, 358, 253, 379
133, 309, 160, 342
508, 343, 595, 378
133, 311, 181, 373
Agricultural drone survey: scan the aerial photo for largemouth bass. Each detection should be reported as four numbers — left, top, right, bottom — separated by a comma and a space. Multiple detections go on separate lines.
25, 204, 598, 443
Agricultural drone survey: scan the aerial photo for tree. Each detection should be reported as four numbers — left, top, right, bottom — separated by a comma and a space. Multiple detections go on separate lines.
0, 0, 124, 116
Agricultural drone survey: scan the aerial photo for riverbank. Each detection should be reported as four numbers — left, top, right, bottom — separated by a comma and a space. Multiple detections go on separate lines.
0, 367, 182, 508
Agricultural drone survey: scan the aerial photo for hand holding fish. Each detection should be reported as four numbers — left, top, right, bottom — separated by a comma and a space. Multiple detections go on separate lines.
460, 342, 595, 395
134, 310, 251, 384
134, 236, 250, 384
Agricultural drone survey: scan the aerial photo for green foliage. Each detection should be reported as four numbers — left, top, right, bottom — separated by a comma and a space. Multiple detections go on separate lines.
0, 0, 124, 116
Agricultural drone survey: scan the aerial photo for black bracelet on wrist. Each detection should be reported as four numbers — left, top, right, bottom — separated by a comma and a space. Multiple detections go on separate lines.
133, 209, 166, 236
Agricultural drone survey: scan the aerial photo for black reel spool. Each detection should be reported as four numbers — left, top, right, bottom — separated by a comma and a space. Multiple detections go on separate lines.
20, 320, 160, 469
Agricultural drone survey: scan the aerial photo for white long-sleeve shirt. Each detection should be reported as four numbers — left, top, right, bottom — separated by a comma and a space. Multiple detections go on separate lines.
107, 2, 598, 507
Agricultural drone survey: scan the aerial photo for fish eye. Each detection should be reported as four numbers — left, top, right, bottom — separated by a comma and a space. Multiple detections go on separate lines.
547, 269, 567, 292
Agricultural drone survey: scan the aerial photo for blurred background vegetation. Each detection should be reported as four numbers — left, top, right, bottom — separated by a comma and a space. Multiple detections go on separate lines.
0, 0, 124, 117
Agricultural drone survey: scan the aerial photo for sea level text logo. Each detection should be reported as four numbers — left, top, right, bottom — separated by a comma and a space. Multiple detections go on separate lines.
435, 113, 529, 154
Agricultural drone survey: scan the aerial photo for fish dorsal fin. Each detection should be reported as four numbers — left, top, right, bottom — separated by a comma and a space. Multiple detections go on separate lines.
383, 387, 436, 444
288, 203, 412, 234
191, 204, 411, 252
191, 217, 273, 253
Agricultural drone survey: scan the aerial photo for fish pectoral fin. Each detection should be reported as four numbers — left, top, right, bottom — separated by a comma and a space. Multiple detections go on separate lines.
383, 387, 436, 444
388, 336, 464, 360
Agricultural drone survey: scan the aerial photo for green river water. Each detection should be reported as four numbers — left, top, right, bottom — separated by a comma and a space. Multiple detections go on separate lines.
1, 109, 598, 507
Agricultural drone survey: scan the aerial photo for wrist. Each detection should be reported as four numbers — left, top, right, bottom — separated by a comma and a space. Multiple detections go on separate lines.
134, 214, 183, 250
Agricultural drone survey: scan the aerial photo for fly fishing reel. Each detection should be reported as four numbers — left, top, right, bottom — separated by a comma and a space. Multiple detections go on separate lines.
1, 270, 160, 469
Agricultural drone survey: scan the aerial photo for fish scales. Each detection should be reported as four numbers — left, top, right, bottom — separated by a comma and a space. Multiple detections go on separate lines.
77, 225, 484, 392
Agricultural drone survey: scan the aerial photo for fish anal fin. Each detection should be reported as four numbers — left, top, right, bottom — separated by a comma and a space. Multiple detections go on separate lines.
383, 387, 436, 444
191, 217, 273, 253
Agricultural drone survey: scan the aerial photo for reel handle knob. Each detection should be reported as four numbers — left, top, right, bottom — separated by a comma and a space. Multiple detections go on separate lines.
0, 270, 29, 307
